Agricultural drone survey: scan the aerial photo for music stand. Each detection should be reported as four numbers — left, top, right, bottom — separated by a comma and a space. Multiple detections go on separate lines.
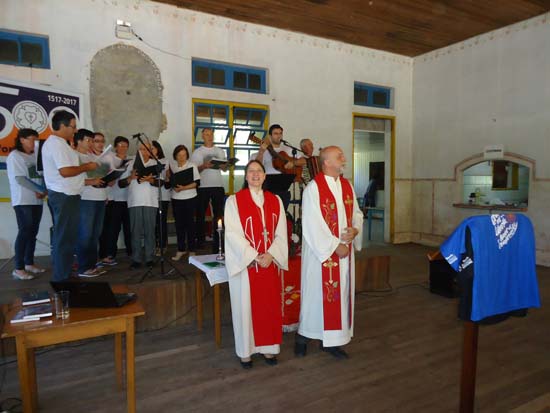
132, 133, 186, 283
264, 174, 295, 193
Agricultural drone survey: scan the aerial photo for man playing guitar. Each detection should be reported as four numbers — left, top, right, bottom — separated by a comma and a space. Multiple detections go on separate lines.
252, 124, 306, 211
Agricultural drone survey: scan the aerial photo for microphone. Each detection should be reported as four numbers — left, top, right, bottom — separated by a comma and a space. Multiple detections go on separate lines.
132, 133, 141, 139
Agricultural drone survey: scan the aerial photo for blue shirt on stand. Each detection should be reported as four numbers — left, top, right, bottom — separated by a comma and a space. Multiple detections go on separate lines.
441, 214, 540, 321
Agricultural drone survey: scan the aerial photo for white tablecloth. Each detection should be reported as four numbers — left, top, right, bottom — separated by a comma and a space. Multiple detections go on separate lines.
189, 254, 229, 287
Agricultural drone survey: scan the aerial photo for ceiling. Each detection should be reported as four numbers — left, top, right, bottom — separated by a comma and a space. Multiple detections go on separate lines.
153, 0, 550, 56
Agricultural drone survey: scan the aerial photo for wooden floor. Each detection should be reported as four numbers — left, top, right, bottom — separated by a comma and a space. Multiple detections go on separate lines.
0, 242, 549, 412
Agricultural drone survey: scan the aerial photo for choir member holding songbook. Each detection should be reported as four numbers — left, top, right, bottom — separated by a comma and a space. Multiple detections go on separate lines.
224, 160, 288, 369
170, 145, 200, 261
7, 128, 47, 280
119, 142, 160, 269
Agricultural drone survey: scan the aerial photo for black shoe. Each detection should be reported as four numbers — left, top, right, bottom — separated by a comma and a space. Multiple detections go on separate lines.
294, 333, 308, 357
240, 360, 253, 369
320, 344, 349, 360
129, 261, 141, 270
262, 355, 278, 366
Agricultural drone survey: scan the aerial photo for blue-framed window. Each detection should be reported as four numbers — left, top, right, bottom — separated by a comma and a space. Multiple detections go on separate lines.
354, 82, 391, 109
192, 59, 267, 94
0, 30, 50, 69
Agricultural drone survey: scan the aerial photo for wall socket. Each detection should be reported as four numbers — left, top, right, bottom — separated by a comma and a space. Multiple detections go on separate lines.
116, 20, 133, 40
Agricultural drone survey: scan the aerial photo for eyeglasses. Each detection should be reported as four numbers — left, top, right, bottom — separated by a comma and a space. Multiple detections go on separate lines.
93, 140, 105, 143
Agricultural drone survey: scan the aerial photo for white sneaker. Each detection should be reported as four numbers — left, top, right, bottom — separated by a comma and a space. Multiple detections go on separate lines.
171, 251, 187, 261
25, 265, 46, 274
78, 268, 106, 278
12, 270, 34, 280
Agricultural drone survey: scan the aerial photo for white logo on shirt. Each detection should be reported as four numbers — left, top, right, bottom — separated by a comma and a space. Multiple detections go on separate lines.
491, 214, 518, 250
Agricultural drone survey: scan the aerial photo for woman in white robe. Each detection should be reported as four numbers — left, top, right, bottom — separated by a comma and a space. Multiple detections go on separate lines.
224, 160, 288, 368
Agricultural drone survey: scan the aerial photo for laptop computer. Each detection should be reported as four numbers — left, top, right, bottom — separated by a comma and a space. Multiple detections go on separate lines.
50, 281, 137, 308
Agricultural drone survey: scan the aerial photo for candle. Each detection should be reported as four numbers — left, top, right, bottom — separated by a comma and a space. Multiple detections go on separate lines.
217, 219, 223, 230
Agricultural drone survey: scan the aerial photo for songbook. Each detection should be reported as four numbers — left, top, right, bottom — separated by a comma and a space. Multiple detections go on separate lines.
23, 177, 46, 193
170, 168, 194, 187
210, 157, 239, 169
133, 151, 164, 179
21, 290, 51, 306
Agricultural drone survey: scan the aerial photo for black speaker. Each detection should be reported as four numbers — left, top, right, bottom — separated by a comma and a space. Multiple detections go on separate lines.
429, 258, 459, 298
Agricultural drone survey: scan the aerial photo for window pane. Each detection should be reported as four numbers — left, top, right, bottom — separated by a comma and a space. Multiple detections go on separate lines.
233, 71, 247, 89
372, 90, 388, 107
0, 39, 18, 62
21, 41, 43, 66
211, 68, 225, 86
248, 110, 263, 126
213, 128, 229, 144
354, 87, 368, 105
234, 109, 249, 125
248, 73, 261, 90
212, 106, 227, 124
235, 149, 253, 167
195, 105, 211, 123
195, 66, 209, 84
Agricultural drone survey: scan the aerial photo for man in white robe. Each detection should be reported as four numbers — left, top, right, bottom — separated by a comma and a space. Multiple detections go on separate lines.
224, 172, 289, 367
296, 146, 363, 359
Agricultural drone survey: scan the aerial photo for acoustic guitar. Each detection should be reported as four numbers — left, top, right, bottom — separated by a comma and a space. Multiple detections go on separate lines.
248, 133, 303, 182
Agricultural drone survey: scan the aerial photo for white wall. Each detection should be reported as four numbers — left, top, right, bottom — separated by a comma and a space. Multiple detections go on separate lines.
0, 0, 413, 258
411, 12, 550, 264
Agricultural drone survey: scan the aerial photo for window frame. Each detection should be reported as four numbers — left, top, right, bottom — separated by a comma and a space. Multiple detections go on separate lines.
0, 30, 50, 69
354, 82, 391, 109
192, 59, 267, 94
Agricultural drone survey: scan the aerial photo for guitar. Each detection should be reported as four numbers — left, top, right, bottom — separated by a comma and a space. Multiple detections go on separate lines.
248, 133, 303, 182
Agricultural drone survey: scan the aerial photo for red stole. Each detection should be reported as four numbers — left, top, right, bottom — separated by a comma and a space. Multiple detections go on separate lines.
235, 189, 282, 346
314, 173, 354, 330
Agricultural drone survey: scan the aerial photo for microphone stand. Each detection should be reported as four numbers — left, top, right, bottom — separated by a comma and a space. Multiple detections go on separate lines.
132, 133, 186, 283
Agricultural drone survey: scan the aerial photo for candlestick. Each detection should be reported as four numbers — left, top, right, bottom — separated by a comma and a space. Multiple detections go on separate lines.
216, 227, 225, 261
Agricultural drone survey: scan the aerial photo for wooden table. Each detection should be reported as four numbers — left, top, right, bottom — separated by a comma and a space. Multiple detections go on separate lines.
189, 255, 228, 348
1, 288, 145, 413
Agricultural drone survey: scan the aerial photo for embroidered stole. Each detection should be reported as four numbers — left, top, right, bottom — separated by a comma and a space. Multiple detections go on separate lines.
235, 189, 283, 346
314, 174, 354, 330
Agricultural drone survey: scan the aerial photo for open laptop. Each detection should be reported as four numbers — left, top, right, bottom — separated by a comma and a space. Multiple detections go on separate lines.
50, 281, 137, 308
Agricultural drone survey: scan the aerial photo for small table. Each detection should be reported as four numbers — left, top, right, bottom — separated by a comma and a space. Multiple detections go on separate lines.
189, 254, 229, 348
1, 287, 145, 413
365, 207, 385, 241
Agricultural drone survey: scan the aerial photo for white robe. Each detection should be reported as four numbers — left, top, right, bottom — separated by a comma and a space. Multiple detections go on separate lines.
298, 175, 363, 347
224, 190, 289, 358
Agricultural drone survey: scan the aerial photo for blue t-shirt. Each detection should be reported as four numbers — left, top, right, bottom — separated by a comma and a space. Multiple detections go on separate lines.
441, 214, 540, 321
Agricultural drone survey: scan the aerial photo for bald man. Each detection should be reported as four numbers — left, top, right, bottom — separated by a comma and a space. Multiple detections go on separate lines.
296, 146, 363, 359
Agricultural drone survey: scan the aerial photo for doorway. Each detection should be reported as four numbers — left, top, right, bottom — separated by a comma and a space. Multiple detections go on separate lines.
353, 114, 394, 243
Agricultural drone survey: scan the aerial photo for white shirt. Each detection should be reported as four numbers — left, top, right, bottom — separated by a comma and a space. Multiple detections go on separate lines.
42, 134, 84, 195
127, 158, 159, 208
110, 155, 132, 202
170, 161, 200, 200
78, 153, 108, 201
7, 150, 43, 206
251, 144, 293, 175
189, 145, 225, 188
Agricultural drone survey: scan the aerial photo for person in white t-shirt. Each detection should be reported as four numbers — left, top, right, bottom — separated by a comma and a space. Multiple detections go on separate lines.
74, 129, 107, 278
119, 143, 159, 269
100, 136, 133, 265
6, 128, 47, 280
189, 128, 226, 252
171, 144, 200, 260
42, 110, 97, 281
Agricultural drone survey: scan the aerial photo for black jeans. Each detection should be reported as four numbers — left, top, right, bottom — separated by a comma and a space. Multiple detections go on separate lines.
155, 200, 169, 249
195, 187, 225, 248
172, 197, 197, 252
13, 205, 43, 270
106, 201, 132, 259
